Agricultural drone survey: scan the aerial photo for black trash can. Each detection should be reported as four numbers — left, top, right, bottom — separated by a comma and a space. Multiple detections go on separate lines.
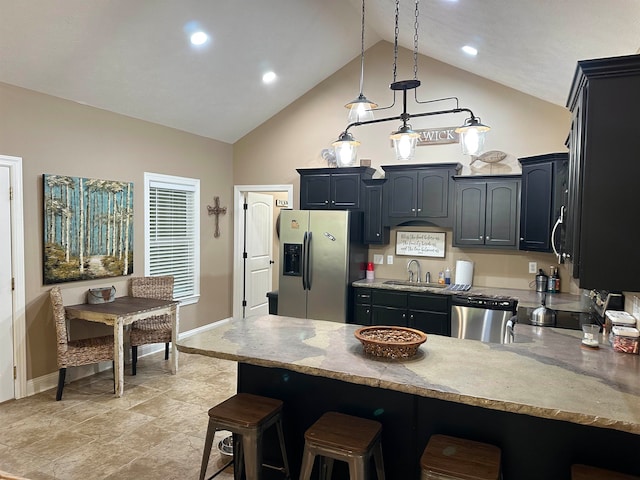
266, 290, 278, 315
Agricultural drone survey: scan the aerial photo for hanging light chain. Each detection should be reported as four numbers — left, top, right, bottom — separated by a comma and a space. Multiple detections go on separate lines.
393, 0, 400, 83
359, 0, 366, 94
413, 0, 420, 80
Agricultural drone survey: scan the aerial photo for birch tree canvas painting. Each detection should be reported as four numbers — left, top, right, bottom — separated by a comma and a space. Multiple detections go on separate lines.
43, 174, 133, 284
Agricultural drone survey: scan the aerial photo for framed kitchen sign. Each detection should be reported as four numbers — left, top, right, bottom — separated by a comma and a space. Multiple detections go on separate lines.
43, 174, 134, 284
395, 231, 446, 258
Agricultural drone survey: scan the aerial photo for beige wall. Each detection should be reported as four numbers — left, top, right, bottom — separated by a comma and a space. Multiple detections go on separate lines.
0, 82, 234, 380
234, 41, 577, 293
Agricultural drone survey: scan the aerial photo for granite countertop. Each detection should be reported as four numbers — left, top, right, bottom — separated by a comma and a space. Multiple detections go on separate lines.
353, 277, 591, 312
178, 315, 640, 435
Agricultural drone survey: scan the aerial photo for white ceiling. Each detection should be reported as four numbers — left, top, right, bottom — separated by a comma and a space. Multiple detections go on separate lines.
1, 0, 638, 144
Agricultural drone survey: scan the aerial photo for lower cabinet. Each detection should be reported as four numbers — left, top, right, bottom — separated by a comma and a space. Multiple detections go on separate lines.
354, 288, 451, 336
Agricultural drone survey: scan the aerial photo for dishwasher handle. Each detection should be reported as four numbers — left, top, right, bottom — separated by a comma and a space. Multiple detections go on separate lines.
504, 315, 517, 344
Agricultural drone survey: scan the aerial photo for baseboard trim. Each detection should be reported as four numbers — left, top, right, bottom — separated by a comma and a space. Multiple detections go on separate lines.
26, 317, 233, 397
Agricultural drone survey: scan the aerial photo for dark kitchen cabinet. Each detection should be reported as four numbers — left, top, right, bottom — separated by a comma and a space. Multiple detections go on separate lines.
453, 175, 520, 248
565, 55, 640, 290
518, 153, 568, 253
381, 163, 462, 227
371, 289, 407, 327
353, 287, 451, 336
354, 288, 373, 325
297, 167, 375, 210
362, 179, 389, 245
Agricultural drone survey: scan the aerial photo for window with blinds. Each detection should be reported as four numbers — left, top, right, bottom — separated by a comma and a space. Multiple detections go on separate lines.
144, 173, 200, 304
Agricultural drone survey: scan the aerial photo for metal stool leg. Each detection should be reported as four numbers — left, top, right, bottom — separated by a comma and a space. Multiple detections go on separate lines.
373, 440, 385, 480
199, 421, 217, 480
299, 446, 316, 480
348, 456, 368, 480
275, 417, 291, 479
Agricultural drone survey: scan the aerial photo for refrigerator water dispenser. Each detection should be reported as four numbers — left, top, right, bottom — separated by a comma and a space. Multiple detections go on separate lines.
283, 243, 302, 276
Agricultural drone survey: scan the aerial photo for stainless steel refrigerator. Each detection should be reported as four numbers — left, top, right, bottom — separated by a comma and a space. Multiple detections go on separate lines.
278, 210, 366, 322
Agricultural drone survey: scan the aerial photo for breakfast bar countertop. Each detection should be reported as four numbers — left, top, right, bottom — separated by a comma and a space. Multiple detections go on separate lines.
178, 314, 640, 435
352, 277, 591, 312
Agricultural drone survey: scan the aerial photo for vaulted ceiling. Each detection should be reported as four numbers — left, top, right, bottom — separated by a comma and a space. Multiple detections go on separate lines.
1, 1, 638, 143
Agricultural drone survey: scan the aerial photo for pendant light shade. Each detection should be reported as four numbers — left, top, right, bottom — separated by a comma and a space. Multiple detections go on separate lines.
455, 117, 491, 156
346, 94, 378, 123
332, 132, 360, 167
390, 124, 420, 161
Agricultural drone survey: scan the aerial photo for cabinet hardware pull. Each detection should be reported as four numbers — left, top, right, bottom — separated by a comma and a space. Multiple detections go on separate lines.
417, 208, 422, 212
411, 208, 416, 212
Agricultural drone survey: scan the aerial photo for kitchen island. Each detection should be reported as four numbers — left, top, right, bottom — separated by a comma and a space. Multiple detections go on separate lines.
178, 315, 640, 479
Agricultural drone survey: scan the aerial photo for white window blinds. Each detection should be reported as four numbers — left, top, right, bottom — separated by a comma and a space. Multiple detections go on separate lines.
145, 173, 200, 304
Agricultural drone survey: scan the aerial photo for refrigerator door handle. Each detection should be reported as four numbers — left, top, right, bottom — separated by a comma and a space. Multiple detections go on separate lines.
305, 231, 312, 290
302, 231, 308, 290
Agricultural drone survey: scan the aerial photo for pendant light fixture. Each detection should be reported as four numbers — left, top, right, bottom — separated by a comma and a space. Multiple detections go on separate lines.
344, 0, 378, 125
333, 0, 490, 163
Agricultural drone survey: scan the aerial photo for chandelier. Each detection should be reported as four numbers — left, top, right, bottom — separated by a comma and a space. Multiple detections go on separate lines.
333, 0, 490, 166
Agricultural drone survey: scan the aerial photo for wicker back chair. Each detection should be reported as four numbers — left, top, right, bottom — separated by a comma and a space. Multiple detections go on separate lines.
129, 275, 174, 375
49, 286, 114, 401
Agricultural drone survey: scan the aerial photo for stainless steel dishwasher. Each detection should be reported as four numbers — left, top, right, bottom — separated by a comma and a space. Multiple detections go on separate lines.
451, 295, 518, 344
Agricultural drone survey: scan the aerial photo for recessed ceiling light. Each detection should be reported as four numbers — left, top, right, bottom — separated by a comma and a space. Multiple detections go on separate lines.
462, 45, 478, 56
262, 71, 277, 84
190, 31, 209, 46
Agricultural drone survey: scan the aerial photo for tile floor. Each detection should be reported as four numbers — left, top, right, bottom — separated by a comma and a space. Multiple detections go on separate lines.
0, 351, 238, 479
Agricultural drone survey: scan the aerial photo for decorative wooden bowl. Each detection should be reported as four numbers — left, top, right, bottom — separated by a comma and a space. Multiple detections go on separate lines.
354, 326, 427, 359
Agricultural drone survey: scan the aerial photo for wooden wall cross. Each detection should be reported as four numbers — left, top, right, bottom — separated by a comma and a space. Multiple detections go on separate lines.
207, 196, 227, 238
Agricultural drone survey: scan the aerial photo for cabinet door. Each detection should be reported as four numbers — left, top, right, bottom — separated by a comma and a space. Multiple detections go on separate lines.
300, 174, 331, 209
371, 306, 407, 327
565, 93, 584, 279
408, 310, 450, 336
363, 182, 388, 244
519, 163, 553, 251
485, 180, 519, 247
454, 181, 486, 246
331, 173, 361, 209
386, 171, 417, 217
417, 170, 448, 218
354, 304, 372, 326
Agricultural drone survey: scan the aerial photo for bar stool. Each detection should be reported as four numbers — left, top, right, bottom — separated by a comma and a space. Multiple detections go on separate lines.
299, 411, 385, 480
420, 434, 501, 480
571, 464, 640, 480
199, 393, 291, 480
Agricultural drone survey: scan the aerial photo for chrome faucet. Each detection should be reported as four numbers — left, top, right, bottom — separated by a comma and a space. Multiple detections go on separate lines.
407, 259, 422, 283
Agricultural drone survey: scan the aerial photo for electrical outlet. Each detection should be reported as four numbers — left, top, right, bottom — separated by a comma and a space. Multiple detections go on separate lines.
373, 254, 383, 265
528, 262, 537, 274
387, 255, 394, 265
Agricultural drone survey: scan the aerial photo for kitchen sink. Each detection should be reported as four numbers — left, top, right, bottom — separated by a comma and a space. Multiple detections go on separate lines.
383, 280, 448, 289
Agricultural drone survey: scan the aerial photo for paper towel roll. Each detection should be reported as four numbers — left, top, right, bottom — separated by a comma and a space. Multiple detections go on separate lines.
455, 260, 474, 285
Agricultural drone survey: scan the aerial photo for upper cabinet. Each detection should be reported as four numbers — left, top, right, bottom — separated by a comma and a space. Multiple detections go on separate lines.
381, 163, 462, 227
518, 153, 568, 253
453, 175, 520, 248
298, 167, 375, 210
565, 55, 640, 291
362, 179, 390, 245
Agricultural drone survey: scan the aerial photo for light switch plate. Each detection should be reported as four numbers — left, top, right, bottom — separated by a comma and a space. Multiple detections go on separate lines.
373, 254, 384, 265
529, 262, 537, 274
387, 255, 394, 265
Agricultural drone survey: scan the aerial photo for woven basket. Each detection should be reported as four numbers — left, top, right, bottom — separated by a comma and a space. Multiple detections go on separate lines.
354, 326, 427, 359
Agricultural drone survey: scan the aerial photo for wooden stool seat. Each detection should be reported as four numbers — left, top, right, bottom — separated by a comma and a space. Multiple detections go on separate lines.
572, 464, 640, 480
199, 393, 290, 480
420, 434, 501, 480
300, 412, 385, 480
